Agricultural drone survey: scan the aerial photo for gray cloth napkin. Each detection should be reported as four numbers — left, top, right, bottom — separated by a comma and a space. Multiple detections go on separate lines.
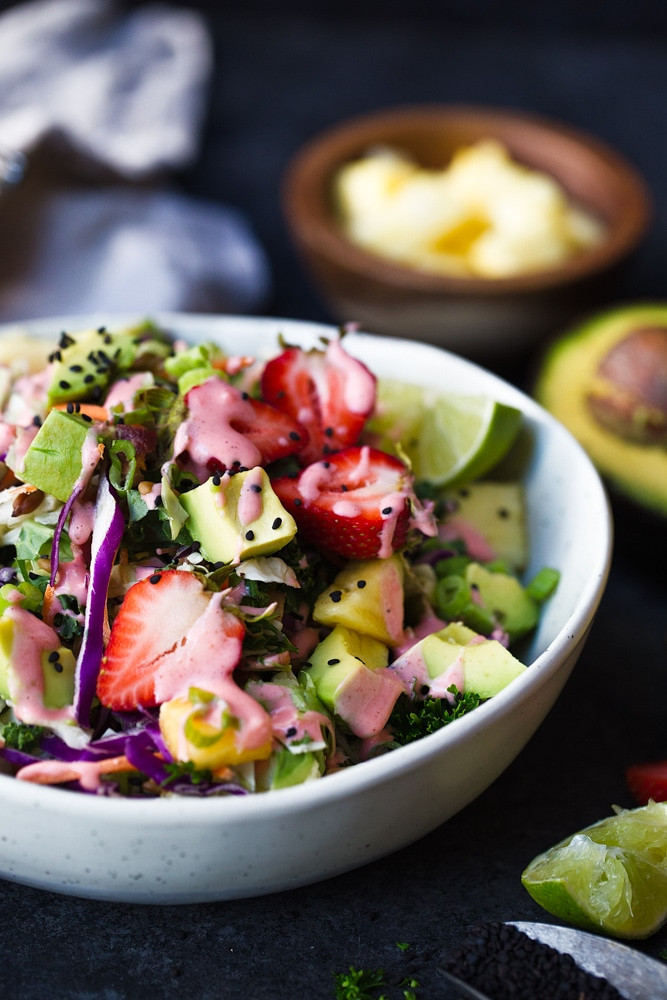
0, 0, 271, 320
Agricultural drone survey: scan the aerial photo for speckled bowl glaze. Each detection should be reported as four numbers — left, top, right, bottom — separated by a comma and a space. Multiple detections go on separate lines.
0, 313, 612, 903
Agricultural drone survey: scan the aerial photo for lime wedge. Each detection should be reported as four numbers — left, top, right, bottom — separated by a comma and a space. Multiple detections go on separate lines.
365, 378, 522, 486
521, 801, 667, 939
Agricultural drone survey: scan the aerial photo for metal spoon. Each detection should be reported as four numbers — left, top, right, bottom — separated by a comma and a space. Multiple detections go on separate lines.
438, 921, 667, 999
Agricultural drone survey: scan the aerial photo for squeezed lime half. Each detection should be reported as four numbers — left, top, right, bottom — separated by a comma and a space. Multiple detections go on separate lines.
521, 801, 667, 939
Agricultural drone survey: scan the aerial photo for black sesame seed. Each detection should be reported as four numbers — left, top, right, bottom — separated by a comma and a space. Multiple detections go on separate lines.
329, 590, 342, 603
245, 529, 255, 540
324, 427, 334, 437
241, 391, 250, 400
81, 414, 93, 423
84, 374, 95, 384
322, 461, 330, 468
149, 574, 162, 584
212, 473, 221, 486
442, 921, 625, 1000
69, 364, 83, 373
250, 484, 262, 493
327, 658, 340, 665
66, 402, 74, 414
294, 498, 303, 506
289, 431, 301, 441
48, 650, 60, 662
59, 380, 70, 390
420, 684, 430, 695
356, 579, 366, 589
272, 517, 282, 530
285, 726, 297, 738
382, 506, 393, 515
53, 661, 63, 673
341, 484, 348, 492
497, 507, 510, 519
97, 326, 107, 333
32, 415, 42, 427
59, 332, 75, 348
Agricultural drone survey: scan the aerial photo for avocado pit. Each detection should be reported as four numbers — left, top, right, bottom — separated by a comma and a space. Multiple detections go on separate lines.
586, 326, 667, 444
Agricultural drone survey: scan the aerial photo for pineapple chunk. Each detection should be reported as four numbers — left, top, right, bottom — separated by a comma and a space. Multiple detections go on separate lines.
313, 555, 405, 646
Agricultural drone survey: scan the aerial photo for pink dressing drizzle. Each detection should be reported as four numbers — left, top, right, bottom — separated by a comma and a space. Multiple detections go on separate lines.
247, 679, 333, 750
3, 605, 75, 725
153, 593, 272, 755
171, 376, 263, 480
236, 467, 264, 525
15, 755, 130, 790
333, 666, 403, 739
104, 372, 152, 413
326, 338, 376, 417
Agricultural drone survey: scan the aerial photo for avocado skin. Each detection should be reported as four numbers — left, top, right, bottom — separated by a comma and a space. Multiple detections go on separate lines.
535, 303, 667, 518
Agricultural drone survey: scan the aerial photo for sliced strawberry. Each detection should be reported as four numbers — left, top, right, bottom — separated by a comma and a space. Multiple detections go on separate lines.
97, 570, 212, 710
626, 760, 667, 805
174, 376, 308, 480
237, 395, 309, 466
273, 446, 413, 559
260, 338, 376, 465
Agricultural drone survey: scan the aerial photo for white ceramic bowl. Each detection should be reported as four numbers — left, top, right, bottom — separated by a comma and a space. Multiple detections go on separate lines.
0, 313, 612, 903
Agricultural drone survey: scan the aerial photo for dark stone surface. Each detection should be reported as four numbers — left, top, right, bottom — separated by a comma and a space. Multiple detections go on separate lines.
0, 4, 665, 997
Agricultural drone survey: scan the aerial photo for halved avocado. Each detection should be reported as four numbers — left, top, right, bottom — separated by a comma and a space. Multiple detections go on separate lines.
535, 303, 667, 517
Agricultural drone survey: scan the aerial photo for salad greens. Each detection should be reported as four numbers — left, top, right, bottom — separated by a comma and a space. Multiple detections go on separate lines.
0, 321, 558, 797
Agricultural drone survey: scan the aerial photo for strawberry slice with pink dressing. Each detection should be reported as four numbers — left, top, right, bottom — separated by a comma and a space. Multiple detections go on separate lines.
173, 376, 308, 481
97, 570, 214, 710
273, 446, 416, 560
260, 338, 376, 465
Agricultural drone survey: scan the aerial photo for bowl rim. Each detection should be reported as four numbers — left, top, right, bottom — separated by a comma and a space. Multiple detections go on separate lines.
0, 311, 614, 826
282, 102, 652, 296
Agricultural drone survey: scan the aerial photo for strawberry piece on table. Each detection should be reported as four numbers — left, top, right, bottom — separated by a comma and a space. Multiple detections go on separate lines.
273, 446, 413, 560
260, 338, 376, 465
626, 760, 667, 805
98, 569, 213, 711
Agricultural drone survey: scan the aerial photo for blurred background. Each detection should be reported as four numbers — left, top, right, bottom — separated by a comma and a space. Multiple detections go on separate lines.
0, 0, 664, 383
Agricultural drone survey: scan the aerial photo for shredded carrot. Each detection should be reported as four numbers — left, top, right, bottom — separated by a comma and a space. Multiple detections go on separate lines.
53, 402, 109, 422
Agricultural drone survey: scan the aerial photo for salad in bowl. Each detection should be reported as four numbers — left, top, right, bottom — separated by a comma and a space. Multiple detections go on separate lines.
0, 315, 559, 800
0, 314, 610, 902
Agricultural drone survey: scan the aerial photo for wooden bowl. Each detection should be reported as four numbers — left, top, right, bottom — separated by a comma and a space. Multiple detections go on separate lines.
282, 105, 652, 357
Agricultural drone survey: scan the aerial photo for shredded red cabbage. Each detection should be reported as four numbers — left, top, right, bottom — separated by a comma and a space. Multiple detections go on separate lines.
50, 484, 83, 586
73, 474, 125, 727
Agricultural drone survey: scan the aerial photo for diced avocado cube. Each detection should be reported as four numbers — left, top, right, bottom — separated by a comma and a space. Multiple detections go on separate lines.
41, 646, 76, 709
464, 562, 538, 640
47, 326, 140, 405
180, 467, 297, 565
20, 408, 95, 502
307, 624, 402, 738
422, 621, 526, 699
269, 747, 323, 790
